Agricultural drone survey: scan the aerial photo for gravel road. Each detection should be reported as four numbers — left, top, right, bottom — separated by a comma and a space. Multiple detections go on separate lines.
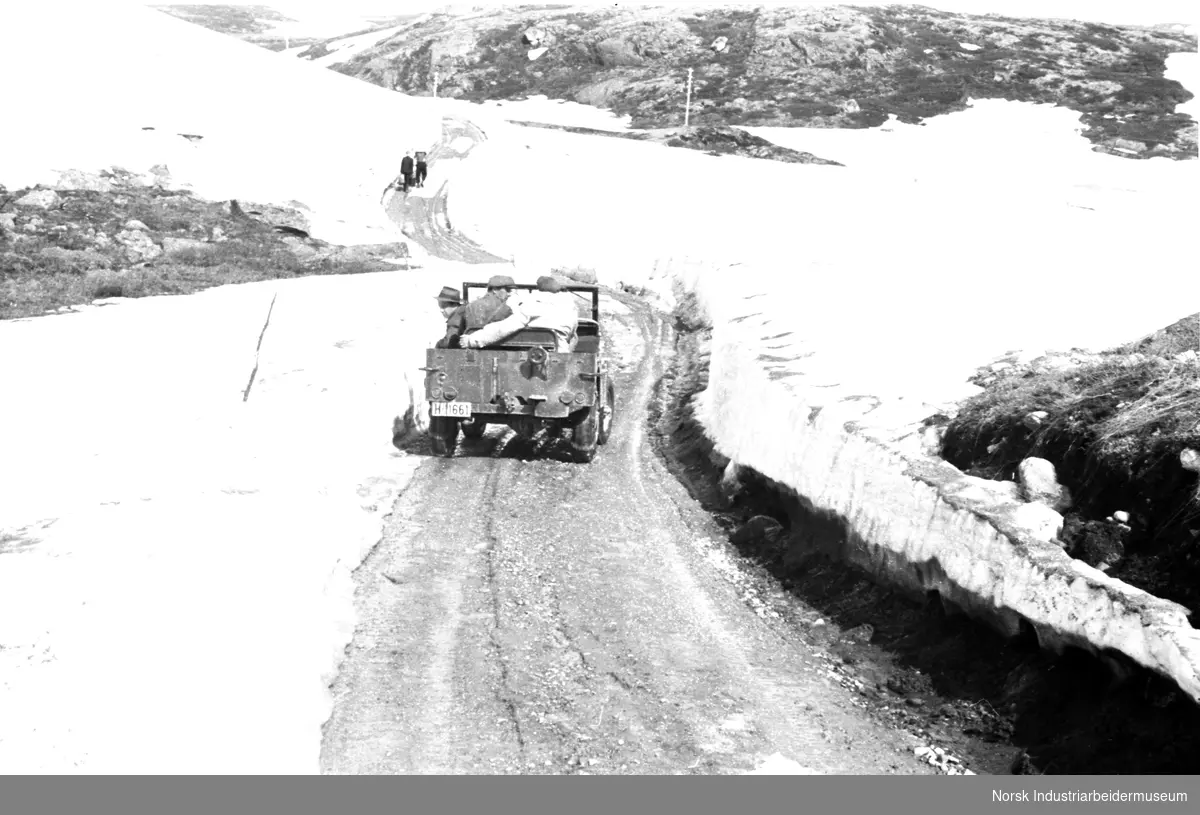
320, 288, 932, 774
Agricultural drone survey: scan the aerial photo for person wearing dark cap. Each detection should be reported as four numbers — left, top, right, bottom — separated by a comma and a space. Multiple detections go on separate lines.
433, 286, 465, 349
461, 275, 578, 352
441, 274, 515, 348
436, 285, 462, 319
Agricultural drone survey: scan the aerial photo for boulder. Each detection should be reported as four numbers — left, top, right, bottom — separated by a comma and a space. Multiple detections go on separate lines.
148, 164, 172, 187
1017, 457, 1071, 511
1010, 502, 1064, 543
522, 26, 547, 48
14, 189, 60, 209
116, 229, 162, 263
123, 219, 150, 231
1181, 448, 1200, 473
595, 37, 643, 67
711, 36, 729, 53
1022, 410, 1049, 431
236, 201, 310, 233
53, 170, 114, 192
1109, 137, 1148, 153
0, 212, 16, 232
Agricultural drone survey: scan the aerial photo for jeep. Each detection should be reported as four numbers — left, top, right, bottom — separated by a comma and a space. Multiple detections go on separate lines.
422, 282, 615, 462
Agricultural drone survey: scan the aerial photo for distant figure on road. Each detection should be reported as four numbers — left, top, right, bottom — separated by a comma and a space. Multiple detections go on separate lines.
415, 150, 428, 188
461, 276, 578, 352
439, 274, 515, 348
400, 151, 415, 192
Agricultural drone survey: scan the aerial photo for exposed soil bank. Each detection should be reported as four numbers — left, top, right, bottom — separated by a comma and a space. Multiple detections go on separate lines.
650, 287, 1200, 774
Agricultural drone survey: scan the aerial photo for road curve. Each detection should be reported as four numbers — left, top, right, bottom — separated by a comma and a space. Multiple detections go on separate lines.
384, 116, 509, 264
321, 288, 929, 774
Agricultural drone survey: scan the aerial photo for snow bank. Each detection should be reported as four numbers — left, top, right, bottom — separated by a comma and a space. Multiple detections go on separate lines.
0, 263, 471, 772
668, 257, 1200, 702
0, 3, 439, 245
447, 90, 1200, 698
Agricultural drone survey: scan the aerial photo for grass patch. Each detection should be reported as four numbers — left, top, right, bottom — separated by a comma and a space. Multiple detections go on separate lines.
942, 313, 1200, 614
1, 183, 399, 320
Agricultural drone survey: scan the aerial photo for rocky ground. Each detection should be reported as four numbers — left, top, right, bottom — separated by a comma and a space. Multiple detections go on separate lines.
0, 173, 412, 320
939, 313, 1200, 619
301, 4, 1196, 160
652, 289, 1200, 774
507, 119, 844, 164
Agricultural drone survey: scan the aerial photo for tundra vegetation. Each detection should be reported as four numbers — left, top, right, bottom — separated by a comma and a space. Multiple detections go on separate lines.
295, 4, 1196, 159
0, 174, 410, 320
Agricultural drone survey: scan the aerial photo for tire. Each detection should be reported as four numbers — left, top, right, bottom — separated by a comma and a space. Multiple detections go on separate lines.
597, 380, 616, 446
429, 416, 459, 458
569, 406, 599, 463
461, 417, 487, 439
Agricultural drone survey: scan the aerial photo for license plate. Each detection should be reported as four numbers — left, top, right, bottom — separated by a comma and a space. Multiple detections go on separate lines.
430, 401, 471, 418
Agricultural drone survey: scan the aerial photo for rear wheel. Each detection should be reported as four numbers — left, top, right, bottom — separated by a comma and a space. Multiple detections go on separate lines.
461, 417, 487, 439
569, 407, 599, 463
597, 380, 616, 446
429, 416, 459, 457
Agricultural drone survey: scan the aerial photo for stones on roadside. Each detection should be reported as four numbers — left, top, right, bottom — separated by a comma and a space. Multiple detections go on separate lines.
915, 742, 969, 774
730, 514, 783, 548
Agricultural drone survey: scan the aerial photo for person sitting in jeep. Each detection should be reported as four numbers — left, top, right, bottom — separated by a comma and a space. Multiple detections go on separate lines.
460, 275, 578, 352
438, 274, 515, 348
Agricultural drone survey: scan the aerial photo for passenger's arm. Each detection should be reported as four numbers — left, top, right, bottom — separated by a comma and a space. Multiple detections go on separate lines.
461, 309, 530, 348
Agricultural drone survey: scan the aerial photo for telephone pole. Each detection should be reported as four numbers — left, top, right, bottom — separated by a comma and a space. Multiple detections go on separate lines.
684, 67, 694, 128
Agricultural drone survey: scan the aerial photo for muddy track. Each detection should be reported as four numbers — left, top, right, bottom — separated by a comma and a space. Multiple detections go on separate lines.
384, 116, 509, 264
322, 294, 943, 774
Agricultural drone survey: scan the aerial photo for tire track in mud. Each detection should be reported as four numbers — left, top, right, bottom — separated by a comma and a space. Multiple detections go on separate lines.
323, 292, 935, 774
325, 112, 939, 774
385, 117, 509, 264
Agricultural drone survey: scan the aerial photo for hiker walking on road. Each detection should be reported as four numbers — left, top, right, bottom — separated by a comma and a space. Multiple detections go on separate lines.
400, 151, 414, 192
415, 151, 428, 188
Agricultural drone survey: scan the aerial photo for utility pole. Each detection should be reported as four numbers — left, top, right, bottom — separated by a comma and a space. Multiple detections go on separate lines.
684, 67, 694, 129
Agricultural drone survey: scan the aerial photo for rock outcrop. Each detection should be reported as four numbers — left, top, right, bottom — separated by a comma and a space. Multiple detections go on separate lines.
312, 5, 1195, 159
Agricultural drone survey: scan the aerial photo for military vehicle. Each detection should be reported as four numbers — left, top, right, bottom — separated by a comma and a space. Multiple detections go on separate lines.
421, 281, 615, 462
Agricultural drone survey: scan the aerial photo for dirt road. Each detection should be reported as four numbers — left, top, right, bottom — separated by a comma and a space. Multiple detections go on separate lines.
321, 290, 934, 774
384, 117, 509, 264
321, 113, 936, 774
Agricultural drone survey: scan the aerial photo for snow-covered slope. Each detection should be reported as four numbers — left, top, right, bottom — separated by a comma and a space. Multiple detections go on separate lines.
0, 3, 439, 244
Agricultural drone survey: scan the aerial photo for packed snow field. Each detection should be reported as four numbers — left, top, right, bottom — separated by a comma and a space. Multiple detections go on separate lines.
1, 2, 1198, 771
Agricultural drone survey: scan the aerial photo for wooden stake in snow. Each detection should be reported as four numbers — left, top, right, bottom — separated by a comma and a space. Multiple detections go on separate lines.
685, 67, 694, 128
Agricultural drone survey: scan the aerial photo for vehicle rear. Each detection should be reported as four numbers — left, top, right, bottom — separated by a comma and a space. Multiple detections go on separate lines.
422, 283, 614, 461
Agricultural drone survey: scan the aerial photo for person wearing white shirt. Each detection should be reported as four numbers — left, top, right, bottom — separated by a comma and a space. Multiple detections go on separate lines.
461, 275, 578, 352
